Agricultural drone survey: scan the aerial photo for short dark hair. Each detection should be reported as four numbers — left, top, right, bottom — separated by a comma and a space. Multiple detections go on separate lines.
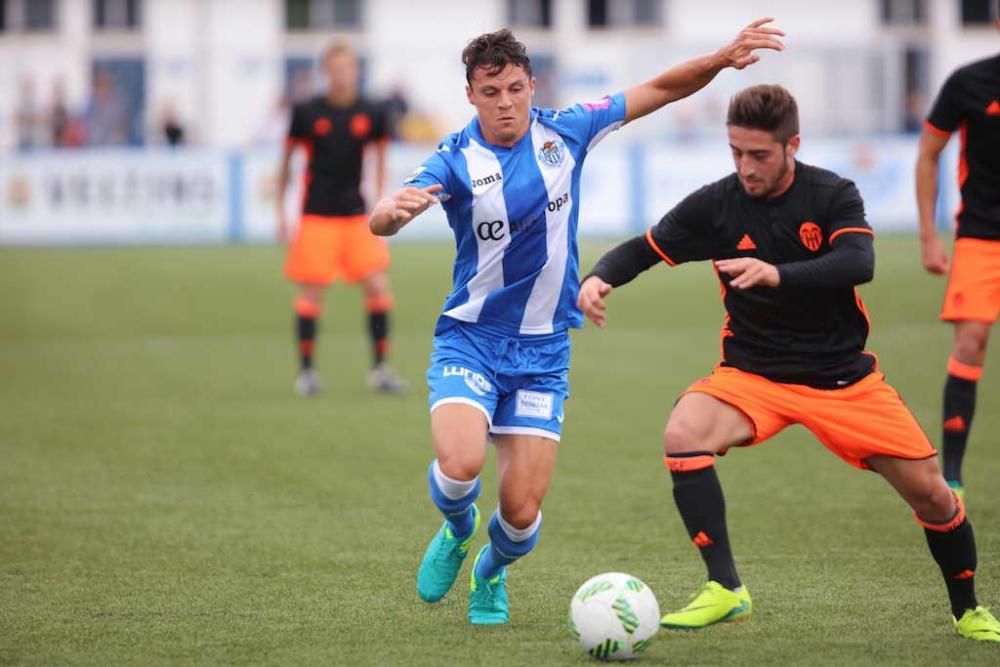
726, 84, 800, 143
462, 29, 532, 83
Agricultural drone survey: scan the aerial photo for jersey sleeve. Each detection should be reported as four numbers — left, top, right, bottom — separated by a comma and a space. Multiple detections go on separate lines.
552, 92, 627, 153
646, 186, 719, 265
926, 71, 964, 136
826, 181, 874, 246
287, 103, 309, 145
370, 104, 389, 142
402, 145, 453, 195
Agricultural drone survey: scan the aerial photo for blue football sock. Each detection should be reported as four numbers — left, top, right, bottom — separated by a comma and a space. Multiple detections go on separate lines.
475, 511, 540, 581
427, 461, 480, 539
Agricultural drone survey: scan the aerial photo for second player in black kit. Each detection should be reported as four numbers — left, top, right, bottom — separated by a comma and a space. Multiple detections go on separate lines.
277, 42, 404, 396
916, 32, 1000, 495
578, 84, 997, 641
287, 95, 388, 217
601, 161, 876, 388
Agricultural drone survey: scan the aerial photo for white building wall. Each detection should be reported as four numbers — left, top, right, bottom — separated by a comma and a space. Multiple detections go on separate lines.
0, 0, 995, 151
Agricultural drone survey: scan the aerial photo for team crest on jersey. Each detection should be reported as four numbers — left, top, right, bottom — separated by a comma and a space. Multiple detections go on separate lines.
799, 221, 823, 252
312, 117, 332, 136
349, 113, 371, 139
537, 139, 566, 167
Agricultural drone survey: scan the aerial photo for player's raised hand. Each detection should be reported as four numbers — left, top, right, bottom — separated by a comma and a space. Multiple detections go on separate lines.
717, 17, 785, 70
578, 276, 613, 328
370, 184, 443, 235
920, 235, 950, 275
715, 257, 780, 289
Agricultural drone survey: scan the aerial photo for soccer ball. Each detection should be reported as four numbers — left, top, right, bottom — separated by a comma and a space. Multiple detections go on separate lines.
569, 572, 660, 661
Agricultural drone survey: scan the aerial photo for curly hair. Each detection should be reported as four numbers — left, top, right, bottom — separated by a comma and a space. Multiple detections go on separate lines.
461, 29, 532, 83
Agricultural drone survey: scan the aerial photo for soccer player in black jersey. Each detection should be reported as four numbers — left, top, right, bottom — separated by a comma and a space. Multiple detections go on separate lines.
915, 6, 1000, 498
277, 42, 404, 396
579, 84, 999, 641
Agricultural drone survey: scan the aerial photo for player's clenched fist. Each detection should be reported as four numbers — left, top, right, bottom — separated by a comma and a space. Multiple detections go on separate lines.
919, 235, 950, 275
578, 276, 613, 328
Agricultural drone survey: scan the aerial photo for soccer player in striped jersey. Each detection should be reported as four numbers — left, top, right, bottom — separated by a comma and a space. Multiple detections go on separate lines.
369, 21, 784, 625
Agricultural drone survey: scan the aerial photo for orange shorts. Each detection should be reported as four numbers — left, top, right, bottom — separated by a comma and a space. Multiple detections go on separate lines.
284, 214, 390, 285
941, 237, 1000, 323
683, 366, 936, 470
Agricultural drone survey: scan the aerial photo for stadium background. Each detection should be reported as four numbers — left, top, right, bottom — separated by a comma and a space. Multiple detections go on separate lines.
2, 1, 999, 665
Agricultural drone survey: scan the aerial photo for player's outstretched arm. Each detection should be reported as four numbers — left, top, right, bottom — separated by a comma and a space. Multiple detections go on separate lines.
623, 17, 784, 124
369, 184, 443, 236
915, 127, 951, 275
579, 235, 663, 327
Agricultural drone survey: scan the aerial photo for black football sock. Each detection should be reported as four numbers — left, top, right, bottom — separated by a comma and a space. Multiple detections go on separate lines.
666, 452, 741, 591
367, 310, 389, 367
942, 372, 977, 484
296, 314, 317, 370
920, 502, 978, 618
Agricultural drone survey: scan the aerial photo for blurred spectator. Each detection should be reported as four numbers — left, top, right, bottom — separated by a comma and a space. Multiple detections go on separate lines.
85, 69, 129, 146
161, 103, 185, 146
903, 90, 926, 134
15, 78, 43, 151
49, 79, 71, 147
382, 85, 410, 140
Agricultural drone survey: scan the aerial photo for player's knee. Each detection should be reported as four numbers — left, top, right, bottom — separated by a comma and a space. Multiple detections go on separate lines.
436, 452, 481, 482
662, 420, 705, 455
953, 334, 988, 364
500, 501, 542, 530
911, 481, 957, 523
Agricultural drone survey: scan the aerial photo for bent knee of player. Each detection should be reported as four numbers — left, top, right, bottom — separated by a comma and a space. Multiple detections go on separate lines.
435, 448, 484, 482
499, 500, 542, 530
662, 420, 712, 456
361, 271, 390, 297
952, 328, 989, 364
438, 452, 482, 482
910, 478, 957, 523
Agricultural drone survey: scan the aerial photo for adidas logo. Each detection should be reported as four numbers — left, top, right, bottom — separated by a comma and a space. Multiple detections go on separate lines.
736, 234, 757, 251
692, 531, 714, 548
943, 415, 967, 432
987, 100, 1000, 116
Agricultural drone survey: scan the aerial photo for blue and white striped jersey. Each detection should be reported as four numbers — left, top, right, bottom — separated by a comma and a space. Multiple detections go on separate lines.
405, 93, 626, 335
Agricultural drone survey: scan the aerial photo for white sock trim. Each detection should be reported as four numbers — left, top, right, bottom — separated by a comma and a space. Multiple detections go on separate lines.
432, 459, 478, 501
496, 508, 542, 542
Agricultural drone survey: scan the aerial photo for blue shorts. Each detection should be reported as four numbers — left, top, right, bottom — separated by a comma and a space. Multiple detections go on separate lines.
426, 318, 570, 441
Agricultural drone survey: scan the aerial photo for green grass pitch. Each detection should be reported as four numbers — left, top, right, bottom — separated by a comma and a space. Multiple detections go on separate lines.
1, 236, 997, 665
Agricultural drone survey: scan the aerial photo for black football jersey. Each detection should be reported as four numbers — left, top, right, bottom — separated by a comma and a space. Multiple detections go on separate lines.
647, 162, 876, 389
288, 95, 388, 217
926, 53, 1000, 240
